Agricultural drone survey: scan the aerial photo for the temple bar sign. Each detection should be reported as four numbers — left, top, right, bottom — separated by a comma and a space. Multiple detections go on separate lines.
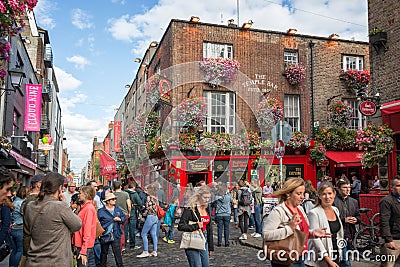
286, 164, 304, 179
187, 160, 209, 172
242, 74, 278, 94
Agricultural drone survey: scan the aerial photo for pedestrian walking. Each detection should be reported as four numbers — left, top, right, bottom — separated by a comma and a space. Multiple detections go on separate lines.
214, 184, 232, 247
334, 178, 360, 267
263, 177, 329, 267
1, 198, 13, 265
136, 184, 159, 258
98, 192, 125, 267
72, 186, 97, 267
306, 182, 344, 267
23, 172, 82, 267
113, 181, 131, 251
249, 180, 262, 238
163, 197, 178, 244
231, 184, 239, 229
0, 167, 14, 204
9, 186, 29, 267
178, 185, 214, 267
237, 180, 252, 240
126, 182, 142, 250
380, 175, 400, 267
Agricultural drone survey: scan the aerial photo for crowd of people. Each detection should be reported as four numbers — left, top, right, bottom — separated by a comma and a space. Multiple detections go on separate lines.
0, 164, 399, 267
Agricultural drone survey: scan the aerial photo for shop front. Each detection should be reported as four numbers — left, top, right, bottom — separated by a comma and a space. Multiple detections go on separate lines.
9, 150, 36, 185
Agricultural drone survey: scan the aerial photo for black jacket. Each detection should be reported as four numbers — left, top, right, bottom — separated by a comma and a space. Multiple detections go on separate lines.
380, 193, 400, 243
178, 206, 214, 252
333, 194, 360, 241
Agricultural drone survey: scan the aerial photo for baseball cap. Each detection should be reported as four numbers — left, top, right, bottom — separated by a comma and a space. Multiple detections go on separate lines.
31, 174, 45, 183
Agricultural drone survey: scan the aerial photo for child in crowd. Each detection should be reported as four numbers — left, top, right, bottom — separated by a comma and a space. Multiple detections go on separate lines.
162, 198, 178, 244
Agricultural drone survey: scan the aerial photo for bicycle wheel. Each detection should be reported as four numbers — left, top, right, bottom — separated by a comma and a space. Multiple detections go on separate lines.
353, 226, 382, 257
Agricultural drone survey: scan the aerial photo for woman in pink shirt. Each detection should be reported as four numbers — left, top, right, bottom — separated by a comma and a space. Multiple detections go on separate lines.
73, 186, 97, 267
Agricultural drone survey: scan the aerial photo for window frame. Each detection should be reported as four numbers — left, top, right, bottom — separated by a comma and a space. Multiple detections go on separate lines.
343, 98, 366, 130
284, 50, 299, 67
284, 94, 301, 132
342, 55, 364, 71
203, 91, 236, 134
203, 42, 233, 59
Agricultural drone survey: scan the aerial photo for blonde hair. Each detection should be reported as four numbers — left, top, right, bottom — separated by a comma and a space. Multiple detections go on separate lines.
187, 185, 211, 209
314, 182, 335, 207
80, 186, 96, 200
274, 178, 305, 203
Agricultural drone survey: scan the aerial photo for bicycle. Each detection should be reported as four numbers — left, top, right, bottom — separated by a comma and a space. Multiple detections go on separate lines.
352, 208, 382, 257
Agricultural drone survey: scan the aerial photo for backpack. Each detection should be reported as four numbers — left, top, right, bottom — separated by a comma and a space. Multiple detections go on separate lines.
239, 189, 252, 206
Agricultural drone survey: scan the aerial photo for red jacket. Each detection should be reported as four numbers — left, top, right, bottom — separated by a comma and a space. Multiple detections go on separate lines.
72, 201, 96, 255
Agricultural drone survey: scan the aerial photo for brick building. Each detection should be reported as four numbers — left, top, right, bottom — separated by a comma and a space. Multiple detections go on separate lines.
121, 18, 370, 189
368, 0, 400, 180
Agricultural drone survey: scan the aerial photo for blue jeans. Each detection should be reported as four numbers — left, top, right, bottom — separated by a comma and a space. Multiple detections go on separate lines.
271, 259, 304, 267
215, 215, 230, 246
254, 204, 262, 234
249, 212, 255, 227
166, 226, 174, 240
233, 208, 238, 223
128, 211, 137, 248
10, 228, 23, 267
141, 214, 158, 252
340, 245, 351, 267
156, 218, 162, 240
100, 238, 123, 267
76, 247, 96, 267
185, 230, 209, 267
93, 238, 101, 264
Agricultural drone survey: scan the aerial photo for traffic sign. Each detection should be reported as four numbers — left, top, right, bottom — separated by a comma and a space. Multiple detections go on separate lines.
274, 140, 285, 159
271, 121, 292, 144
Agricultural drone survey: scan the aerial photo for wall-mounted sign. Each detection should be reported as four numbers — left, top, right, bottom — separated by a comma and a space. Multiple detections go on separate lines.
214, 160, 229, 172
187, 160, 209, 172
359, 100, 377, 116
159, 78, 171, 102
231, 160, 247, 171
286, 164, 304, 179
241, 74, 278, 94
24, 84, 42, 132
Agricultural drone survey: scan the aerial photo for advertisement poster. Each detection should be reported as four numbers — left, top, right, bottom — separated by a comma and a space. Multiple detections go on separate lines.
24, 84, 42, 132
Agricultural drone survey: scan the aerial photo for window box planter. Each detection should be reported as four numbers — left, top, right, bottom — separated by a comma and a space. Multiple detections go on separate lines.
370, 31, 387, 45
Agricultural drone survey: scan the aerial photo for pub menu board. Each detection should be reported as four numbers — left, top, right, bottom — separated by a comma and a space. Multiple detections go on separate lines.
232, 160, 248, 181
187, 160, 209, 172
285, 164, 304, 179
214, 160, 229, 182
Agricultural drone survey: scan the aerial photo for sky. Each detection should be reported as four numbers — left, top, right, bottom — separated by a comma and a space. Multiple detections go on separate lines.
32, 0, 368, 173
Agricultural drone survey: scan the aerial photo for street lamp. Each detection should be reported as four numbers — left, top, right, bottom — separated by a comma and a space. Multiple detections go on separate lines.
1, 68, 25, 95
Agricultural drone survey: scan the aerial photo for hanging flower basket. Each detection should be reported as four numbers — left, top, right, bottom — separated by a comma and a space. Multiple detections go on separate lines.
145, 74, 161, 106
199, 58, 240, 86
356, 124, 394, 168
256, 97, 284, 129
177, 98, 207, 128
327, 100, 353, 129
0, 0, 38, 80
310, 143, 327, 163
286, 131, 309, 150
283, 64, 306, 86
339, 69, 370, 91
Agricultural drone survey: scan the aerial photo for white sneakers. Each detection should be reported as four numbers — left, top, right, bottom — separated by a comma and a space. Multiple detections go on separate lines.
137, 251, 157, 258
253, 233, 262, 238
239, 234, 248, 240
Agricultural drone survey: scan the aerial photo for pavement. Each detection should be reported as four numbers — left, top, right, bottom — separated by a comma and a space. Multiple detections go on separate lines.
0, 223, 382, 267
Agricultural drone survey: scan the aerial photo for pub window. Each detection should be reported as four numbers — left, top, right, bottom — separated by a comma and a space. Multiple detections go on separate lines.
203, 42, 233, 59
343, 99, 365, 130
342, 55, 364, 71
203, 91, 235, 134
284, 94, 300, 132
284, 50, 298, 67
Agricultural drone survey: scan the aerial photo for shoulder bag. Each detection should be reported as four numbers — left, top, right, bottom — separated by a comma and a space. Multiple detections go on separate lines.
263, 208, 307, 265
156, 204, 166, 220
0, 241, 10, 262
179, 209, 206, 251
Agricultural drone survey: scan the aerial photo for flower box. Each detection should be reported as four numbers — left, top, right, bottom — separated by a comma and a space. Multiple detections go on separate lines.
370, 31, 387, 45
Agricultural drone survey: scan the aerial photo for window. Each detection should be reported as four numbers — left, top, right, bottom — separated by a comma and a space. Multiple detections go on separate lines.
12, 110, 21, 136
203, 91, 235, 134
284, 95, 300, 132
203, 42, 233, 59
284, 50, 298, 66
342, 55, 364, 70
344, 99, 365, 130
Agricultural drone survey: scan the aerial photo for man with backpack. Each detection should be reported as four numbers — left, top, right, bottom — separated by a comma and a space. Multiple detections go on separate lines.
126, 182, 143, 250
237, 180, 252, 240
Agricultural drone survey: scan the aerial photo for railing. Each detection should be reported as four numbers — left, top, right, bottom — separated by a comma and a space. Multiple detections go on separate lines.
42, 79, 52, 102
44, 44, 53, 67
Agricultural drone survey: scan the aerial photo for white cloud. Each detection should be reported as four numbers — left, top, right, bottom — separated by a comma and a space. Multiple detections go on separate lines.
54, 66, 82, 91
71, 8, 94, 30
34, 0, 57, 29
107, 0, 368, 57
66, 55, 90, 70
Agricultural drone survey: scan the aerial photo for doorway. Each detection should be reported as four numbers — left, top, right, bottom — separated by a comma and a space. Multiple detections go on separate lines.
187, 173, 207, 186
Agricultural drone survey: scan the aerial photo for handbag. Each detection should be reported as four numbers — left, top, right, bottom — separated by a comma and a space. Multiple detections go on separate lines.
179, 209, 206, 251
263, 228, 306, 265
156, 205, 166, 220
99, 232, 115, 244
95, 219, 105, 239
0, 242, 10, 262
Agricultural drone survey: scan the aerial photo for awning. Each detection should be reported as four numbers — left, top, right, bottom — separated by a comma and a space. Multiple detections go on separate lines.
381, 100, 400, 115
0, 155, 21, 169
325, 151, 364, 167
